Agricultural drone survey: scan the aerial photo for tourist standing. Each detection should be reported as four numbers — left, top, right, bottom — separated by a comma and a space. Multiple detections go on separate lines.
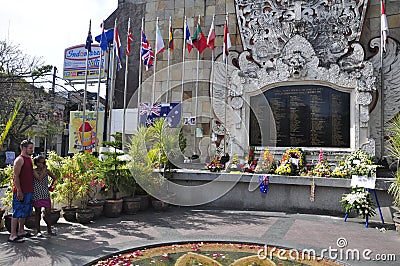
33, 155, 57, 237
8, 140, 45, 243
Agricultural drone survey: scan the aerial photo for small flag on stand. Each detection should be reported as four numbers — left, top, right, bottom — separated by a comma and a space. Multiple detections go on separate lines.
141, 31, 154, 71
192, 17, 208, 54
259, 175, 270, 194
381, 0, 389, 53
113, 21, 122, 71
310, 178, 315, 202
85, 20, 93, 52
155, 22, 165, 54
126, 19, 133, 56
207, 16, 216, 50
185, 22, 193, 53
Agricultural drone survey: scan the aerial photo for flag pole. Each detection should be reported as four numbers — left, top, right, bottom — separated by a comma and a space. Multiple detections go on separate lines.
122, 18, 131, 151
108, 19, 117, 142
137, 18, 144, 129
209, 14, 215, 152
193, 15, 201, 156
181, 16, 187, 103
380, 0, 385, 158
81, 19, 91, 152
95, 21, 104, 154
223, 13, 229, 156
166, 16, 172, 103
152, 17, 159, 104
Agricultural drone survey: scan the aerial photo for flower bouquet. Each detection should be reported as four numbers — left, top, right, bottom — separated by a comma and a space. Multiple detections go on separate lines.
255, 148, 275, 174
340, 186, 376, 218
309, 149, 331, 177
206, 158, 224, 172
226, 154, 244, 173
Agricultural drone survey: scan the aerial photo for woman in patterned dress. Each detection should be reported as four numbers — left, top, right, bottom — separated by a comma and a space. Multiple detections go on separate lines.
33, 155, 57, 237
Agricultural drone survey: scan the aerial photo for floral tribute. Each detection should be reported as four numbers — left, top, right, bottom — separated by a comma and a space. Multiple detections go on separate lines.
309, 149, 331, 177
226, 154, 244, 173
255, 147, 275, 174
275, 148, 304, 175
205, 157, 224, 172
332, 150, 378, 178
243, 146, 258, 173
93, 242, 340, 266
340, 187, 376, 218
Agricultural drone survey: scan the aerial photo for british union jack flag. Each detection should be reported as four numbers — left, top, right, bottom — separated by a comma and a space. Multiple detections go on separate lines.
140, 102, 152, 116
151, 102, 161, 116
141, 31, 154, 71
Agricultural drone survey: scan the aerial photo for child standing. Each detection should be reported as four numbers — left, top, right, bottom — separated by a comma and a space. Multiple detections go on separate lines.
33, 155, 57, 237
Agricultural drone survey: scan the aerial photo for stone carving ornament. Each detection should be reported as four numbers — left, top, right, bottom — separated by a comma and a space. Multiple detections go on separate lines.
235, 0, 368, 67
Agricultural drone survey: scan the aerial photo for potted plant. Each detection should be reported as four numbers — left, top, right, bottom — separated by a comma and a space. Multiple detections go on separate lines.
128, 119, 180, 210
148, 119, 181, 206
99, 134, 129, 217
386, 114, 400, 230
51, 154, 80, 222
72, 152, 101, 223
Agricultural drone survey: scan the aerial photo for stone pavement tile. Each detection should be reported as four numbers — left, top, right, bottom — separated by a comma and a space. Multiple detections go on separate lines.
166, 211, 278, 237
284, 219, 400, 254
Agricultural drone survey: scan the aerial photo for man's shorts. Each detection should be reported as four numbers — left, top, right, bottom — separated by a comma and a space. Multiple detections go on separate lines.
12, 193, 33, 218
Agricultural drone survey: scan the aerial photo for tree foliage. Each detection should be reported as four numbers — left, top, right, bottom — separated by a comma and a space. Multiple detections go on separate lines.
0, 40, 57, 151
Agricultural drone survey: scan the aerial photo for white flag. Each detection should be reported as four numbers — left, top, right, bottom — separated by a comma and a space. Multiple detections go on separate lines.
155, 23, 165, 54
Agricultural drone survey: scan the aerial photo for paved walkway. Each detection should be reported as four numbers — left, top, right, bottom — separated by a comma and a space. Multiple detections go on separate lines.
0, 207, 399, 266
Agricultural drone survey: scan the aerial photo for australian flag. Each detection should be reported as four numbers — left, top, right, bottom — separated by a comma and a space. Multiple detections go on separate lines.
85, 20, 93, 52
259, 175, 270, 194
139, 102, 181, 128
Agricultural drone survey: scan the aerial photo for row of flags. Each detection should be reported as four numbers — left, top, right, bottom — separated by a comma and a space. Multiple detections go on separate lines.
86, 15, 232, 73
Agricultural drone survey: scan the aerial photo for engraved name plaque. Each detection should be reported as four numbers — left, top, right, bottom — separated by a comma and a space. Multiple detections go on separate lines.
250, 85, 350, 148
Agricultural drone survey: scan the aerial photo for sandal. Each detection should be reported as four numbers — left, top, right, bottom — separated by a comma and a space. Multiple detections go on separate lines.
18, 232, 34, 238
8, 238, 25, 243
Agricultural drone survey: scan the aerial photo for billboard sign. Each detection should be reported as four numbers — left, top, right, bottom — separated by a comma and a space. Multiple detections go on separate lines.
68, 111, 104, 153
63, 44, 106, 81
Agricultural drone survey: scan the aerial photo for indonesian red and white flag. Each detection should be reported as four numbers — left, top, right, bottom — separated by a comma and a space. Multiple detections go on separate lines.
381, 0, 389, 53
223, 16, 231, 60
207, 17, 216, 51
155, 22, 165, 54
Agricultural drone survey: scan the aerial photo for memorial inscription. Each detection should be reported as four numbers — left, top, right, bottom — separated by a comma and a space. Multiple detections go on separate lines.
250, 85, 350, 147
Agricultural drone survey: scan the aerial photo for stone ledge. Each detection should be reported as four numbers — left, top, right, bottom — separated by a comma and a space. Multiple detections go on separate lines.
168, 170, 394, 191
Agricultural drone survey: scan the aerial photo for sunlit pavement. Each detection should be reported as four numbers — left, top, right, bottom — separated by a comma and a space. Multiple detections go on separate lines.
0, 207, 399, 265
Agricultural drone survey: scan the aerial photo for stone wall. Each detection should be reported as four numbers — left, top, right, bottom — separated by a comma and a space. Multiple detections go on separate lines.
108, 0, 400, 159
